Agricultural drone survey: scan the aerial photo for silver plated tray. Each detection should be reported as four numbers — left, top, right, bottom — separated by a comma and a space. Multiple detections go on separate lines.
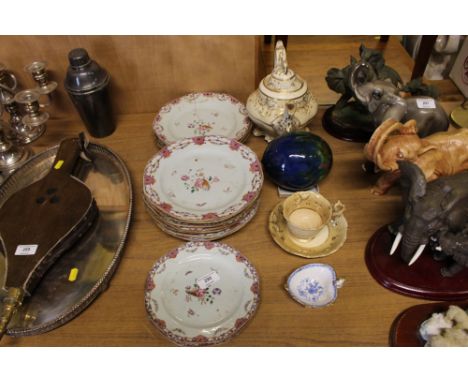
0, 142, 133, 336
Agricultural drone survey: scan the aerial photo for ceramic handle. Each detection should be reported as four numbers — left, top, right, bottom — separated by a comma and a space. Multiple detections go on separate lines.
331, 201, 345, 220
335, 278, 345, 289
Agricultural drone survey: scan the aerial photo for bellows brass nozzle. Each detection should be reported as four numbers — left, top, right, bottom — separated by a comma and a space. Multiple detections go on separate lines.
0, 287, 24, 341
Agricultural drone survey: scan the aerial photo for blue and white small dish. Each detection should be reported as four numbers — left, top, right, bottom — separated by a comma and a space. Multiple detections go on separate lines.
285, 263, 344, 308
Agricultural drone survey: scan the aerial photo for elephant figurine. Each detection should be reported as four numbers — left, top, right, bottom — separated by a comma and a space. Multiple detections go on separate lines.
364, 119, 468, 194
389, 161, 468, 275
430, 227, 468, 277
350, 61, 449, 137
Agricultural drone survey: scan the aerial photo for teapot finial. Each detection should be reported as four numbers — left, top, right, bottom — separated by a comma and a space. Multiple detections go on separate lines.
273, 40, 289, 76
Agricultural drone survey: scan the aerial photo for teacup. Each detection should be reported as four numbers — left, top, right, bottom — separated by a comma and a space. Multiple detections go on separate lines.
282, 191, 345, 241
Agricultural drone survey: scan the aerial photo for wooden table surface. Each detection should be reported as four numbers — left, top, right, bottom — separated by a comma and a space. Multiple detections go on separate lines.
1, 101, 459, 347
1, 36, 463, 347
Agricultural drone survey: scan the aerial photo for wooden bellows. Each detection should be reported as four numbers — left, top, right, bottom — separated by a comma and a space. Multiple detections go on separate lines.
0, 137, 98, 339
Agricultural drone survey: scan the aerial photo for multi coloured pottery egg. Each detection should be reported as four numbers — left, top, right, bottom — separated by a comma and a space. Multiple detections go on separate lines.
261, 132, 332, 191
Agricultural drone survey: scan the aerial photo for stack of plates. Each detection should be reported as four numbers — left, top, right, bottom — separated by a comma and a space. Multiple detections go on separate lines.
143, 135, 263, 241
152, 92, 251, 146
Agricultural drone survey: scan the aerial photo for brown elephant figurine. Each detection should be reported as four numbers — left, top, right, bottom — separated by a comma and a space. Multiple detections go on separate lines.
364, 119, 468, 195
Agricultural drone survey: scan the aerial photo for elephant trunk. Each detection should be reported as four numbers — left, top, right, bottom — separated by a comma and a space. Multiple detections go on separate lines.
349, 62, 376, 105
399, 221, 429, 265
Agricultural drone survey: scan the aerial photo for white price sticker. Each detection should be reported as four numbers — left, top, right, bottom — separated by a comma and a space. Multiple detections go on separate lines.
15, 244, 38, 256
416, 98, 436, 109
196, 271, 220, 289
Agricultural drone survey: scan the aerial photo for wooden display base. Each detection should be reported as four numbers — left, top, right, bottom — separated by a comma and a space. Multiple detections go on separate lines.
389, 302, 468, 346
322, 105, 374, 143
365, 226, 468, 301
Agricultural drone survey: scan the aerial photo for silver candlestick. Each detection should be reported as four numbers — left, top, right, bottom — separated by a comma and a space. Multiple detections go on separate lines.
0, 121, 32, 183
25, 61, 57, 107
14, 89, 49, 143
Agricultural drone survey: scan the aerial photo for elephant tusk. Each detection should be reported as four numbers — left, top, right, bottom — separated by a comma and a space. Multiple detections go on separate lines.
390, 232, 402, 255
408, 244, 426, 266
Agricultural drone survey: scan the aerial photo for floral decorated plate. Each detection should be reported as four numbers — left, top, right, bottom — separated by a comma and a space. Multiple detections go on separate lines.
143, 135, 263, 223
145, 242, 260, 346
143, 192, 260, 231
153, 93, 252, 146
146, 201, 260, 241
268, 201, 347, 258
285, 263, 344, 308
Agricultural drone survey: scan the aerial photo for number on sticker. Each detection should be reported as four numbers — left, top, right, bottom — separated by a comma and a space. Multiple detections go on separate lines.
15, 244, 39, 256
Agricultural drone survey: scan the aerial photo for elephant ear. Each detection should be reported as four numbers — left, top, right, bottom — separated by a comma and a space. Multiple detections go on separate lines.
398, 161, 427, 202
440, 187, 455, 212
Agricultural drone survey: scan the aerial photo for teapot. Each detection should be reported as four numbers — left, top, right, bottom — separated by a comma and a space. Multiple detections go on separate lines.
246, 40, 318, 141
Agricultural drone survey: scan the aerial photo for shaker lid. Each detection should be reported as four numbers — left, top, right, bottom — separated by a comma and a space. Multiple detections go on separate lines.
64, 48, 109, 94
259, 40, 307, 100
68, 48, 91, 67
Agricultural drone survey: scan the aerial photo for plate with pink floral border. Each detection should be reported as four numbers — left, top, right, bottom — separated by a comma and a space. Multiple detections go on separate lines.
153, 92, 252, 146
144, 241, 260, 346
143, 135, 263, 224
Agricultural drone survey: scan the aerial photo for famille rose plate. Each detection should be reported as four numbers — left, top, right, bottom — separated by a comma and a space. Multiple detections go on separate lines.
145, 242, 260, 346
153, 92, 252, 146
143, 135, 263, 224
144, 198, 259, 241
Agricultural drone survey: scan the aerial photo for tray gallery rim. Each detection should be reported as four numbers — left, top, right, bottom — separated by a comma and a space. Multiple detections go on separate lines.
144, 241, 260, 346
152, 92, 252, 146
0, 141, 133, 337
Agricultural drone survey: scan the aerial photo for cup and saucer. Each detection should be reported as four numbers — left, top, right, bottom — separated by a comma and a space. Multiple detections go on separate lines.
268, 191, 348, 258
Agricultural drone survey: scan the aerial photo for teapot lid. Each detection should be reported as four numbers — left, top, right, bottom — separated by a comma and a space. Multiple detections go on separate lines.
259, 40, 307, 100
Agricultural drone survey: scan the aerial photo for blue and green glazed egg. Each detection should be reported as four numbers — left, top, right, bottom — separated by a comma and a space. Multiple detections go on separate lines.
261, 132, 333, 191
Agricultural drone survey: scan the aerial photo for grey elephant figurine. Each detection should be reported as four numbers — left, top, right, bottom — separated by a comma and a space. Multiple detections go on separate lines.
389, 161, 468, 276
431, 228, 468, 277
350, 62, 449, 137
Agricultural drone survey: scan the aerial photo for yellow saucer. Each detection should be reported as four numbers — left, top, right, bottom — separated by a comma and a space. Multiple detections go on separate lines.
268, 201, 348, 258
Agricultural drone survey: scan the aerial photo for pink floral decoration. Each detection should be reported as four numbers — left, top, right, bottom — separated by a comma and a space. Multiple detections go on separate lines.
250, 282, 259, 295
242, 191, 256, 203
194, 178, 205, 189
203, 242, 215, 250
235, 253, 247, 263
192, 335, 209, 344
202, 212, 219, 220
159, 202, 173, 212
192, 136, 205, 145
249, 161, 261, 173
167, 248, 179, 259
161, 148, 171, 158
144, 175, 155, 185
229, 139, 241, 151
180, 174, 189, 181
235, 318, 247, 329
154, 319, 166, 329
146, 276, 156, 291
